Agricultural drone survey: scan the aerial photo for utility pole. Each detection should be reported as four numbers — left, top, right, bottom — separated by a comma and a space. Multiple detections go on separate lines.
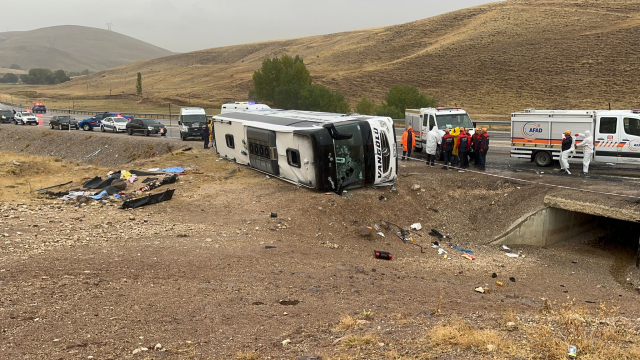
169, 103, 172, 127
106, 23, 112, 31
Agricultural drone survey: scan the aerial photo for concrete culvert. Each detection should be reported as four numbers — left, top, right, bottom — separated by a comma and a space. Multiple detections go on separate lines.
492, 196, 640, 268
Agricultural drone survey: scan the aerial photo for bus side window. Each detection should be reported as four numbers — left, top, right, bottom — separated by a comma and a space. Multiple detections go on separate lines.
225, 134, 235, 149
286, 149, 301, 168
599, 117, 617, 134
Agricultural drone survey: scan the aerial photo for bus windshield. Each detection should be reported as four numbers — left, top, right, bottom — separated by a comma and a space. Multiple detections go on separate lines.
333, 123, 365, 190
437, 113, 473, 130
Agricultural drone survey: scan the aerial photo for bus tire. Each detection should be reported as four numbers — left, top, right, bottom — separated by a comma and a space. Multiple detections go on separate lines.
534, 151, 552, 167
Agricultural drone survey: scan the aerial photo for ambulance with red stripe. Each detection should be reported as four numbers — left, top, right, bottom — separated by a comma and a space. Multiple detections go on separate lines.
511, 109, 640, 167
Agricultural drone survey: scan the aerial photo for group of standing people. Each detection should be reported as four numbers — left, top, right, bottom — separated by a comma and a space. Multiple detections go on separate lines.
401, 126, 490, 171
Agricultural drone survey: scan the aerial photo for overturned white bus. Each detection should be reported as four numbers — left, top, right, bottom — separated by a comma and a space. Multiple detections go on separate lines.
212, 110, 397, 193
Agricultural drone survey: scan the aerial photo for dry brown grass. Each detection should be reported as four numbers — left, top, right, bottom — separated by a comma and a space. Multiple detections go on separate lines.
341, 334, 378, 349
20, 0, 640, 119
235, 351, 261, 360
334, 315, 357, 331
424, 302, 640, 359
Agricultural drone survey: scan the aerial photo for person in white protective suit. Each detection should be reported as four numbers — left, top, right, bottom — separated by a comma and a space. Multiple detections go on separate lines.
425, 126, 441, 167
558, 130, 575, 175
575, 130, 593, 176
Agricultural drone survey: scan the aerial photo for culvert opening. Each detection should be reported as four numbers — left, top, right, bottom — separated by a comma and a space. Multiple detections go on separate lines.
492, 207, 640, 268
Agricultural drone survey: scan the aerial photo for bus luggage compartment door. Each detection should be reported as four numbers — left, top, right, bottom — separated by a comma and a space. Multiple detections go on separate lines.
247, 127, 280, 176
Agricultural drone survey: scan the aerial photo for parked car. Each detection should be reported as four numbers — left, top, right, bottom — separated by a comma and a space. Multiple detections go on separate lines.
126, 118, 167, 136
14, 112, 38, 125
49, 115, 79, 130
79, 112, 133, 131
0, 109, 14, 123
32, 103, 47, 113
100, 117, 128, 132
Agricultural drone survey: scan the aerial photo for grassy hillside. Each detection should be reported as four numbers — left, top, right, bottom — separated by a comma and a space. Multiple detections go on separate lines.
29, 0, 640, 118
0, 25, 174, 72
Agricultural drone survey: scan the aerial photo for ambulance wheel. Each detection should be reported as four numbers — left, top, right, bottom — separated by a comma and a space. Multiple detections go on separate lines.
534, 151, 552, 167
414, 146, 422, 153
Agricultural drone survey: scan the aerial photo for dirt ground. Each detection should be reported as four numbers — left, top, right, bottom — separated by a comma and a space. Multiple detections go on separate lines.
1, 141, 640, 359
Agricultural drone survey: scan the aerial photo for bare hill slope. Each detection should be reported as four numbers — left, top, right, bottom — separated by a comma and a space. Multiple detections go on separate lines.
42, 0, 640, 117
0, 25, 174, 72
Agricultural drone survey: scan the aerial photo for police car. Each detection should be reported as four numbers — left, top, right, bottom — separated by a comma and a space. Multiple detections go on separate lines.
14, 112, 38, 125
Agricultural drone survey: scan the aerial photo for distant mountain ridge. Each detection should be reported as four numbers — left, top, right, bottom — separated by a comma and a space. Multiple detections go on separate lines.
0, 25, 174, 71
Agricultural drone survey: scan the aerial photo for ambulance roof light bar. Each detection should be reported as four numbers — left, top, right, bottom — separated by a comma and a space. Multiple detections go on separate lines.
435, 107, 462, 111
631, 109, 640, 114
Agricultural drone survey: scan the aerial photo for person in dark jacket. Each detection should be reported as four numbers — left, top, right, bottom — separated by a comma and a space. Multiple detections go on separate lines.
457, 130, 472, 169
203, 122, 210, 149
472, 129, 481, 166
478, 128, 489, 171
441, 128, 454, 170
558, 130, 574, 174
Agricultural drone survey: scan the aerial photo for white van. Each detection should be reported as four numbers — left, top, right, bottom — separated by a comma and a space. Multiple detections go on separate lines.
221, 102, 271, 114
179, 107, 207, 141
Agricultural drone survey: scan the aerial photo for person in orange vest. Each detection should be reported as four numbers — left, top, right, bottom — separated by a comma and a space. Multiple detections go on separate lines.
401, 126, 416, 161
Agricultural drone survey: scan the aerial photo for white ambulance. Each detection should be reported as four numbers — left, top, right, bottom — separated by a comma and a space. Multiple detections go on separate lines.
511, 109, 640, 167
212, 109, 397, 193
405, 107, 475, 158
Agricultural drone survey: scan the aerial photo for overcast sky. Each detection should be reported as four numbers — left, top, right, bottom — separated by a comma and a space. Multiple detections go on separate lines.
3, 0, 497, 53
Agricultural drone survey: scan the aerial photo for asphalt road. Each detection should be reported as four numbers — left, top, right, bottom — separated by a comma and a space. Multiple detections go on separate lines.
2, 103, 639, 179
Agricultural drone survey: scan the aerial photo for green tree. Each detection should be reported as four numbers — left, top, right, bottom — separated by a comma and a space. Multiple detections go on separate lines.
374, 103, 403, 119
136, 72, 142, 95
355, 96, 375, 115
252, 54, 311, 108
298, 84, 350, 113
384, 85, 436, 116
52, 70, 70, 84
0, 73, 19, 83
9, 64, 20, 70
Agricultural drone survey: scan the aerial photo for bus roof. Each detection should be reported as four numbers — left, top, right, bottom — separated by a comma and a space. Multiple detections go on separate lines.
213, 110, 388, 130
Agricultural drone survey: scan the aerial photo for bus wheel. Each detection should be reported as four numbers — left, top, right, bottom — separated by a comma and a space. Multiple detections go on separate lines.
534, 151, 552, 167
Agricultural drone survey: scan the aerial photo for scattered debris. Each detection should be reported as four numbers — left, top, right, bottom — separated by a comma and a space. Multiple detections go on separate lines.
132, 347, 148, 355
462, 254, 475, 261
161, 167, 185, 173
411, 184, 421, 191
505, 253, 520, 258
270, 212, 277, 218
496, 281, 503, 286
374, 250, 392, 260
378, 195, 386, 201
279, 300, 300, 306
492, 273, 497, 278
86, 149, 101, 158
475, 287, 485, 294
568, 345, 577, 358
265, 246, 276, 249
120, 189, 175, 209
35, 181, 73, 192
501, 245, 511, 251
506, 322, 518, 331
282, 339, 291, 346
451, 245, 473, 254
428, 229, 445, 238
437, 248, 447, 255
377, 232, 385, 237
410, 223, 422, 231
509, 277, 516, 282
